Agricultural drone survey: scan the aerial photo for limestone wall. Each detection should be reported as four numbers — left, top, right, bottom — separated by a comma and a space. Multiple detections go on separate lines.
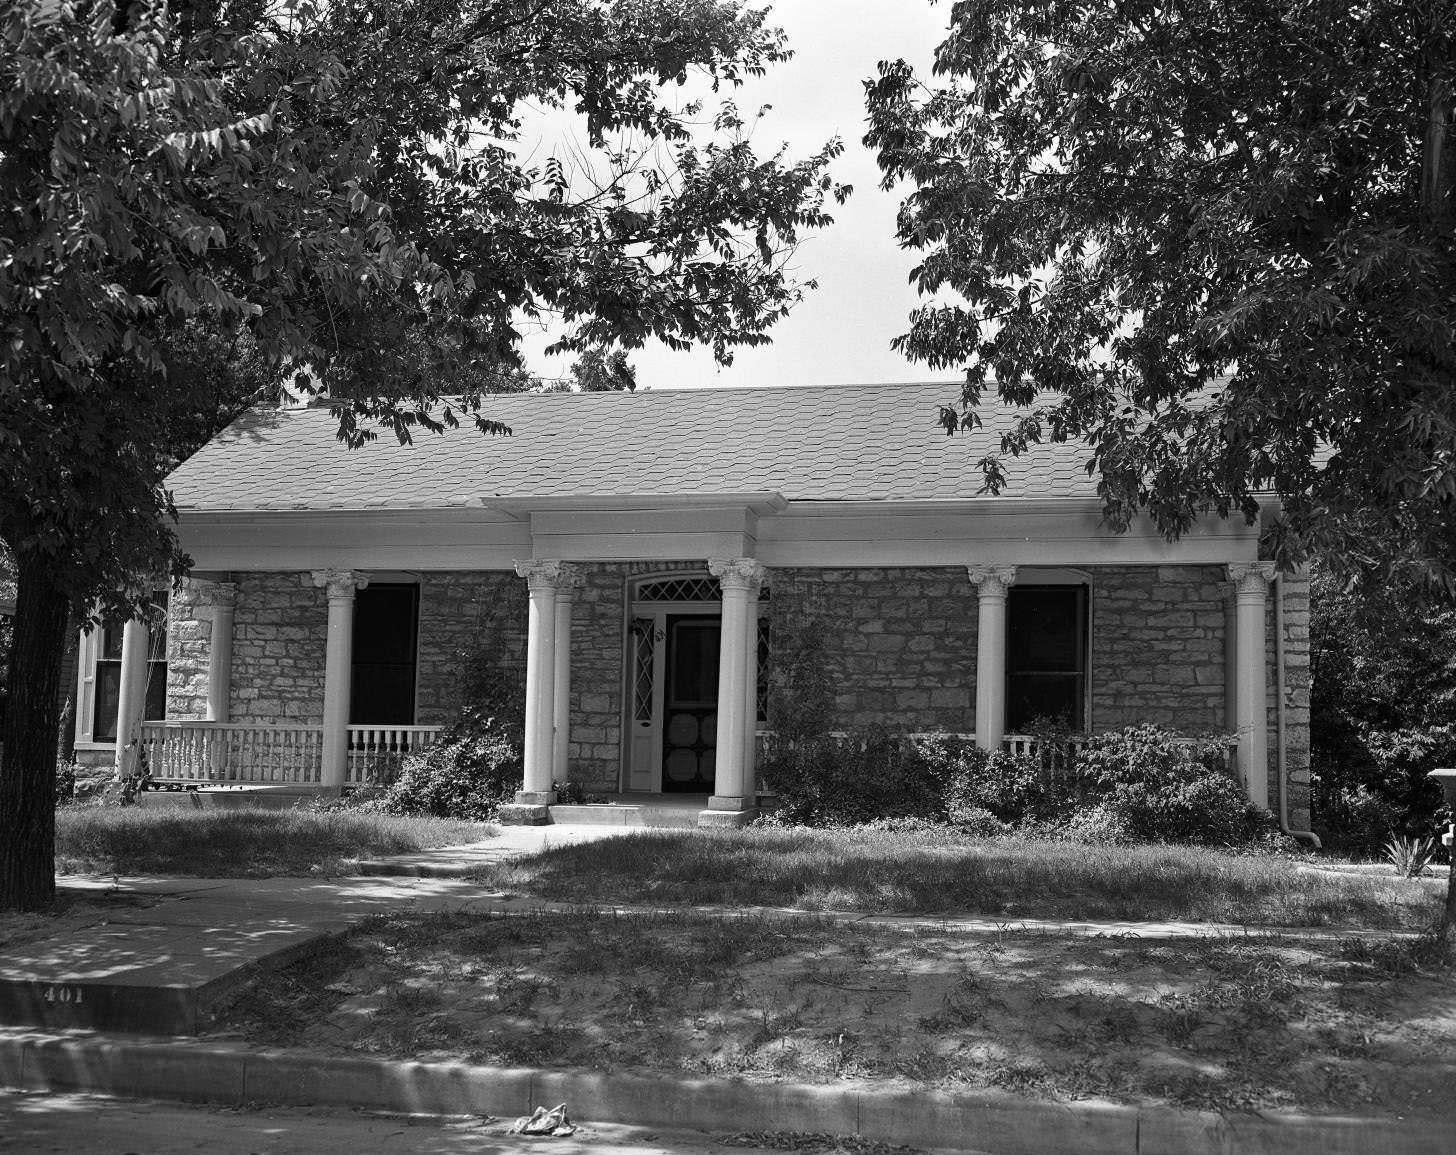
413, 571, 525, 727
228, 573, 329, 723
1090, 565, 1229, 732
769, 566, 978, 733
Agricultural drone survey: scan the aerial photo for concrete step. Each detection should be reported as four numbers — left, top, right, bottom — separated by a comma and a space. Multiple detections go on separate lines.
0, 919, 328, 1035
546, 803, 702, 829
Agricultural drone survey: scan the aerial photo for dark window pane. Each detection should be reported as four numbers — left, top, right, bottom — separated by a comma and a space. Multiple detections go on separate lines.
1008, 589, 1081, 672
668, 618, 719, 706
99, 623, 124, 661
350, 584, 419, 724
1006, 673, 1084, 732
1006, 586, 1087, 730
144, 661, 168, 721
94, 662, 121, 741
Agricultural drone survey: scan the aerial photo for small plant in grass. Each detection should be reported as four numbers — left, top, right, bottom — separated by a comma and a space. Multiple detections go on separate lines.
1383, 833, 1439, 878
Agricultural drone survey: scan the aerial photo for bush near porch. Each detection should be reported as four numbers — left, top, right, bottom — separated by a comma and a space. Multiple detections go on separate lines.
761, 724, 1278, 848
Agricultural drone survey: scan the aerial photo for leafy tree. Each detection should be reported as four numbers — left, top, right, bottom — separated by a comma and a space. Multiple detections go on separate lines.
866, 0, 1456, 934
0, 0, 847, 910
866, 0, 1454, 583
569, 346, 637, 392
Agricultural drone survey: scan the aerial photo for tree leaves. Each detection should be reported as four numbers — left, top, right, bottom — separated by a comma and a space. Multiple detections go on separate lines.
867, 0, 1456, 588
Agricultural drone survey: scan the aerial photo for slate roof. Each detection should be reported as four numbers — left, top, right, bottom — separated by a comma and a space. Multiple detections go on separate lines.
166, 382, 1099, 512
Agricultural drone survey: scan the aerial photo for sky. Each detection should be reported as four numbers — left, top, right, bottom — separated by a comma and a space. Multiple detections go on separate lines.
519, 0, 958, 391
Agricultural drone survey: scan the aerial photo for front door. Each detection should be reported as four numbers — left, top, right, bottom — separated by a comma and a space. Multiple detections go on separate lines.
660, 615, 719, 792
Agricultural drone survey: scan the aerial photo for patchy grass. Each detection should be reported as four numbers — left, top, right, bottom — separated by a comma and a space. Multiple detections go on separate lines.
212, 907, 1456, 1118
55, 807, 492, 877
477, 827, 1443, 930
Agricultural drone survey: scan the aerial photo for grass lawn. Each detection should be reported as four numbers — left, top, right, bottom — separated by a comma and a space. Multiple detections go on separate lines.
214, 906, 1456, 1119
475, 826, 1446, 930
54, 806, 493, 878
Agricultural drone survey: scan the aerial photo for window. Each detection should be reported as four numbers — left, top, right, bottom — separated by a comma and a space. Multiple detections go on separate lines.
349, 583, 420, 724
90, 595, 169, 743
1006, 585, 1087, 732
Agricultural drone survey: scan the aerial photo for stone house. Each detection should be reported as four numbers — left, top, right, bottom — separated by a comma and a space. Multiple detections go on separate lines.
72, 383, 1311, 830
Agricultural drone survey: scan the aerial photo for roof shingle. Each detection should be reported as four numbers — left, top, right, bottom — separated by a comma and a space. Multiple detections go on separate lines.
166, 382, 1097, 511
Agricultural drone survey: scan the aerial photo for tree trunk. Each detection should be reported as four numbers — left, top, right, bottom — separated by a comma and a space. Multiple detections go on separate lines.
0, 550, 70, 911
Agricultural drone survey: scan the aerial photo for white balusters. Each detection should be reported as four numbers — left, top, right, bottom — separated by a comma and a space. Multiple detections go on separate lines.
135, 722, 441, 787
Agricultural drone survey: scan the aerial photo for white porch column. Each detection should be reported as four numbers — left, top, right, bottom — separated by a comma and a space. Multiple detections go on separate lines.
1220, 580, 1238, 733
550, 565, 584, 785
514, 560, 567, 804
1229, 562, 1276, 809
741, 570, 766, 801
969, 565, 1018, 751
312, 569, 368, 789
112, 617, 151, 779
205, 582, 238, 723
706, 557, 765, 817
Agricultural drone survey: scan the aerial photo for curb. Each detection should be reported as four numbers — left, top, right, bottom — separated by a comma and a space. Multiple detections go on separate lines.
1, 1030, 1449, 1155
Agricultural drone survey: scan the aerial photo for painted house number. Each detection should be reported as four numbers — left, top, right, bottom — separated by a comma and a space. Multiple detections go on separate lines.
42, 985, 84, 1005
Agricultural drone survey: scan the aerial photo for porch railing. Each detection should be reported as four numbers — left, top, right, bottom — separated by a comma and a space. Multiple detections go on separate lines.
344, 725, 443, 786
137, 721, 443, 786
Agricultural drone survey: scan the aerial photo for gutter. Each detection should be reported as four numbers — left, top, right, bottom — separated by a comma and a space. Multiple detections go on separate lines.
1275, 573, 1321, 848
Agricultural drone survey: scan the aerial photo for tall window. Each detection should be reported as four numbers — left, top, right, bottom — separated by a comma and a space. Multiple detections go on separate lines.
92, 595, 169, 742
1006, 585, 1087, 732
350, 583, 420, 724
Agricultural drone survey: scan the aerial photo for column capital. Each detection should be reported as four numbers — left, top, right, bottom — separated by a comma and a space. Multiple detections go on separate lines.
708, 557, 766, 591
312, 569, 369, 599
1227, 562, 1276, 595
513, 559, 580, 591
968, 565, 1018, 598
185, 578, 237, 610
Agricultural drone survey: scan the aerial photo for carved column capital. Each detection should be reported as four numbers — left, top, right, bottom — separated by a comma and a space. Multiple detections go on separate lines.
311, 569, 369, 599
708, 557, 767, 592
184, 578, 237, 611
208, 581, 239, 611
968, 565, 1018, 599
1227, 562, 1276, 596
513, 559, 581, 591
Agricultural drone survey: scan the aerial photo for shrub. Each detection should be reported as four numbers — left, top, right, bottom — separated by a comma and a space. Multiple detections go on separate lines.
1063, 803, 1133, 845
371, 713, 520, 821
946, 804, 1011, 839
760, 728, 949, 826
54, 758, 76, 805
1074, 724, 1273, 847
1317, 785, 1404, 859
923, 734, 1064, 826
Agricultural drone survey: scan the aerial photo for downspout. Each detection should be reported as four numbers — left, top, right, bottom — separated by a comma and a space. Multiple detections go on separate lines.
1275, 573, 1321, 848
